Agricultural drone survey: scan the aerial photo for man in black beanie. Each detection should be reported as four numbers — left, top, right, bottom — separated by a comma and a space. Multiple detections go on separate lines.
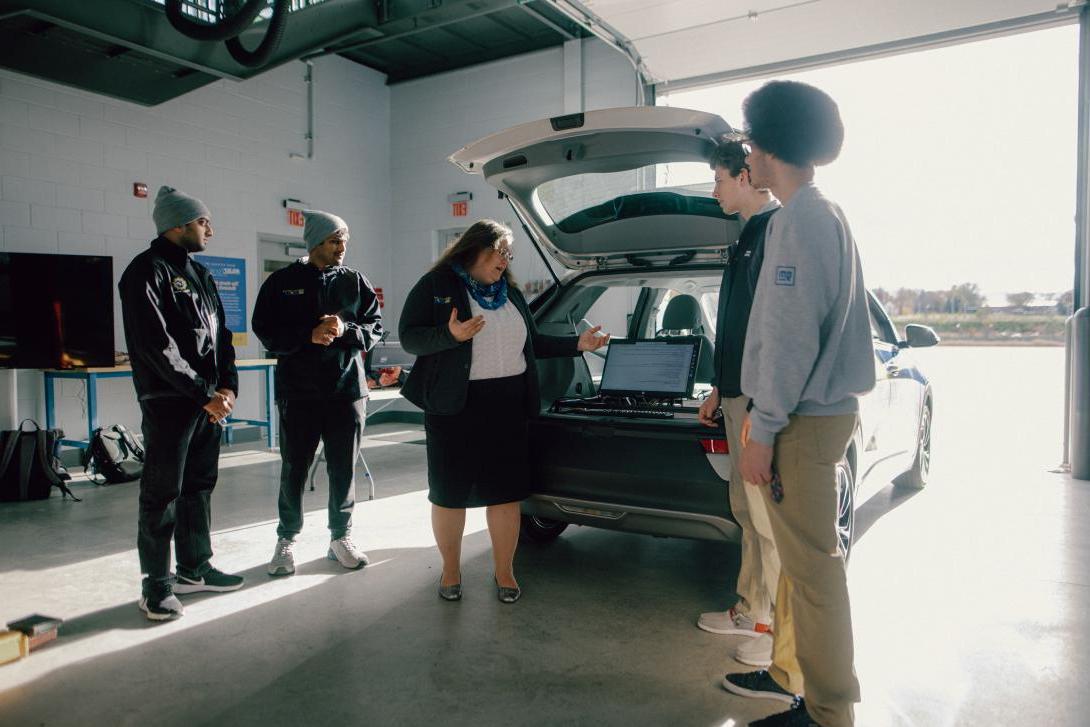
252, 210, 383, 576
119, 186, 243, 621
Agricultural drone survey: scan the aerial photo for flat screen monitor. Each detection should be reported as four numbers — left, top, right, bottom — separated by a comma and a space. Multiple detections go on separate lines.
598, 337, 700, 398
0, 252, 115, 369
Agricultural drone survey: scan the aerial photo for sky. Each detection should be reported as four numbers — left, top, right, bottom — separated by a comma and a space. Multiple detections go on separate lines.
659, 24, 1080, 305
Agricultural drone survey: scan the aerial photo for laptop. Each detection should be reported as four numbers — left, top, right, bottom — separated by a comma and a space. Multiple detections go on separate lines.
598, 337, 701, 399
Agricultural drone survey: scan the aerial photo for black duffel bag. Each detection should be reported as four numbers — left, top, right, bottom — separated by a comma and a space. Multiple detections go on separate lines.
0, 420, 80, 502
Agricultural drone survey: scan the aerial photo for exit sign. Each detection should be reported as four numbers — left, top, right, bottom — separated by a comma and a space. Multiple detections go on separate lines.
451, 201, 468, 217
287, 209, 304, 227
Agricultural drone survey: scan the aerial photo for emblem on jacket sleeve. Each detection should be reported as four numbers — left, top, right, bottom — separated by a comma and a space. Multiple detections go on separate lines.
283, 288, 305, 296
774, 266, 796, 286
434, 296, 452, 304
171, 276, 190, 293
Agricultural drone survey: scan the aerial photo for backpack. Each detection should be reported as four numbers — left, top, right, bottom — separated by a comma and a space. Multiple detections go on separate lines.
82, 424, 144, 485
0, 420, 80, 502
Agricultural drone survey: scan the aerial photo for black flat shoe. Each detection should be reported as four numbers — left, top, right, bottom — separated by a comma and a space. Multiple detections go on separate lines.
438, 575, 462, 601
494, 576, 521, 604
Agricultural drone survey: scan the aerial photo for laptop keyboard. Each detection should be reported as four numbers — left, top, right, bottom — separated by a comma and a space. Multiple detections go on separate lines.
554, 404, 675, 419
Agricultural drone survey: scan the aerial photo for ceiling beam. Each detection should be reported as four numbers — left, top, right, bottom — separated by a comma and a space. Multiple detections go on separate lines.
518, 2, 577, 41
317, 0, 520, 56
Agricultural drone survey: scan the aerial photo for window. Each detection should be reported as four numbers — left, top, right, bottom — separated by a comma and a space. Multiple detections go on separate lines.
534, 162, 718, 232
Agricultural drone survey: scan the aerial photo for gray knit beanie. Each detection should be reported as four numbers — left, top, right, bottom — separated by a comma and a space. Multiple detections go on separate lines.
303, 210, 348, 251
153, 186, 211, 233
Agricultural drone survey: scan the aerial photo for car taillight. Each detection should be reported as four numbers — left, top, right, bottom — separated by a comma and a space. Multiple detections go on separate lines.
700, 439, 728, 454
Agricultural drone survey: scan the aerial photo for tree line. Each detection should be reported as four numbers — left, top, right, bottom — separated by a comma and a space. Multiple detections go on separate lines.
873, 284, 1075, 316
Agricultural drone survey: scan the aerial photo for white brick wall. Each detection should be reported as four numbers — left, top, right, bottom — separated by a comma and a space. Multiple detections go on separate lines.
0, 55, 392, 439
386, 39, 638, 329
0, 39, 637, 443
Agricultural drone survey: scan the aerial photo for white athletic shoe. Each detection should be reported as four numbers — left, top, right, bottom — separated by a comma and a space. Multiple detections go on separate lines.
327, 536, 369, 570
268, 538, 296, 576
735, 632, 774, 667
697, 606, 772, 637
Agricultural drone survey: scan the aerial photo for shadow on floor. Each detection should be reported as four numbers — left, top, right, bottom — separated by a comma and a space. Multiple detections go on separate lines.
853, 482, 919, 544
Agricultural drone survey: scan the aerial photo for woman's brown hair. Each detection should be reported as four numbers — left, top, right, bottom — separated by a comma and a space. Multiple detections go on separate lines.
431, 219, 517, 287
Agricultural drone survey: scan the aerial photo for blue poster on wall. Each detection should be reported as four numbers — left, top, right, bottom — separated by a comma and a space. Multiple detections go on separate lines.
194, 255, 247, 346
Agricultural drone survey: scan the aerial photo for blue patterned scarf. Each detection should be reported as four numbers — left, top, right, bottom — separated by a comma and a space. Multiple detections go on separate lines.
451, 263, 508, 310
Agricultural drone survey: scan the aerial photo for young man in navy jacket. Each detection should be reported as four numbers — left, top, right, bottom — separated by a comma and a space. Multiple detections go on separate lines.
252, 210, 384, 575
697, 139, 782, 671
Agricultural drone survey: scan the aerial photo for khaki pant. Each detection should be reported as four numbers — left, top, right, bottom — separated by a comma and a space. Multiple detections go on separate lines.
762, 413, 860, 727
723, 396, 781, 624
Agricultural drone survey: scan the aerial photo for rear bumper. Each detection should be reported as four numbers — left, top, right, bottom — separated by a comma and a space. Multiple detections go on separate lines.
522, 494, 742, 542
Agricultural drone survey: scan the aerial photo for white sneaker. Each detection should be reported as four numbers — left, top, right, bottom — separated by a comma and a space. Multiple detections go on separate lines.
735, 632, 773, 667
697, 606, 772, 637
328, 536, 368, 570
268, 538, 296, 576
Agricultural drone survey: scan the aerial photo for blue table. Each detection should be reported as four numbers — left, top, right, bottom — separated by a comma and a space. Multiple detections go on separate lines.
44, 359, 278, 450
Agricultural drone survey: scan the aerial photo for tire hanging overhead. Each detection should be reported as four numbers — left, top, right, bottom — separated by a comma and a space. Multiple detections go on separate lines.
164, 0, 289, 69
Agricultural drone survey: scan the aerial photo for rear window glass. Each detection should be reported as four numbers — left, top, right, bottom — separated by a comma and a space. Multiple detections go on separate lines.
535, 162, 724, 233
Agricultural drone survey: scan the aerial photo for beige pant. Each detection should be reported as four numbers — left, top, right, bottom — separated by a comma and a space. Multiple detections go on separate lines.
762, 413, 860, 727
723, 395, 781, 624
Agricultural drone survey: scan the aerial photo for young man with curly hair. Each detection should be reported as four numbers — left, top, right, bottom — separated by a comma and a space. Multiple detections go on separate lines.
720, 81, 876, 727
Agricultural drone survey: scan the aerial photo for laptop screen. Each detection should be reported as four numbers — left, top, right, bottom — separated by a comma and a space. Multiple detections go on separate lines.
598, 337, 700, 398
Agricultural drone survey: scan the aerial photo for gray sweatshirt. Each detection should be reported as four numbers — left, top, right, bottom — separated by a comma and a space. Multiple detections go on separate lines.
740, 182, 876, 446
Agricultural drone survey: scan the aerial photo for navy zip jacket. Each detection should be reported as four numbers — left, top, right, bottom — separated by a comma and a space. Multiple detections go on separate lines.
252, 260, 383, 402
399, 266, 578, 416
711, 205, 778, 398
118, 237, 238, 403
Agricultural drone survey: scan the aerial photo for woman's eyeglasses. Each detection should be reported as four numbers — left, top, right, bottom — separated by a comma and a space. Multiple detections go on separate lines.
493, 247, 514, 261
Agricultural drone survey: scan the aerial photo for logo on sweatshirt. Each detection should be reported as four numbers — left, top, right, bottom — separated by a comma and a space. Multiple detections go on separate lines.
282, 288, 304, 296
171, 276, 190, 293
774, 266, 796, 286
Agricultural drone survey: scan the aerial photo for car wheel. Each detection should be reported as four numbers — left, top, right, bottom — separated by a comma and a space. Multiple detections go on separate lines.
520, 514, 569, 544
836, 459, 855, 562
894, 400, 932, 491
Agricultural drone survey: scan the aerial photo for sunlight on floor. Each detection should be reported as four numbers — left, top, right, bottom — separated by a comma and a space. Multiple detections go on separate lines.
0, 488, 487, 692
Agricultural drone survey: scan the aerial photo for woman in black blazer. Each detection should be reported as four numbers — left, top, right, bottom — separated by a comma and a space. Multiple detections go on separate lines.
400, 219, 609, 603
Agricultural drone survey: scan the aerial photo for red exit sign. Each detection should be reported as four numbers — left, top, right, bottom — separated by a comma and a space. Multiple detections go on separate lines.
287, 209, 305, 227
451, 201, 468, 217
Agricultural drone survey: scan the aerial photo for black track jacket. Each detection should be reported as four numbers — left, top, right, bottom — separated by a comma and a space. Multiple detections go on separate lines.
252, 260, 383, 402
711, 206, 778, 398
119, 237, 238, 403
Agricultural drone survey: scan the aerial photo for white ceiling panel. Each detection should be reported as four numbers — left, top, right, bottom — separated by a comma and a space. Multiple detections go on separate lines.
581, 0, 1080, 86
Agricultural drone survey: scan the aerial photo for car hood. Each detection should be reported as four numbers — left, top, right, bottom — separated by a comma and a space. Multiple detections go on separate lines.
449, 106, 743, 271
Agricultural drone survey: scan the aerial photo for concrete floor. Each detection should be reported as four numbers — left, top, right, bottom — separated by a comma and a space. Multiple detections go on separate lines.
0, 346, 1087, 726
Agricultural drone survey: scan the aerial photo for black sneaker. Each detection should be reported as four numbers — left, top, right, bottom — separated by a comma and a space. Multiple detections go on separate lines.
174, 567, 244, 594
749, 699, 820, 726
139, 593, 184, 621
722, 670, 798, 705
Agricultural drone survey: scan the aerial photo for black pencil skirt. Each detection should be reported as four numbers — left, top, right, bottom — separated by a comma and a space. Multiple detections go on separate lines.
424, 373, 530, 508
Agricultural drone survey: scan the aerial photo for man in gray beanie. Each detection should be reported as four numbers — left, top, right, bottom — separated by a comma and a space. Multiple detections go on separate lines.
252, 209, 383, 576
119, 185, 243, 621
